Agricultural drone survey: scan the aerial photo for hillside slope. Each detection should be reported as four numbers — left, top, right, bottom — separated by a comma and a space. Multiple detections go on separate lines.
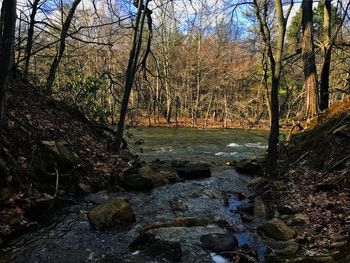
0, 79, 130, 243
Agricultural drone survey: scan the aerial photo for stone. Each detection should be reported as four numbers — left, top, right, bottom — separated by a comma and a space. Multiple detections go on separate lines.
138, 166, 178, 186
142, 240, 182, 262
247, 177, 268, 188
129, 233, 157, 252
200, 233, 238, 252
237, 203, 254, 216
88, 197, 135, 230
172, 162, 211, 180
263, 238, 299, 257
78, 182, 92, 193
120, 173, 154, 191
278, 205, 297, 215
234, 159, 264, 176
254, 197, 267, 220
258, 219, 295, 241
291, 213, 310, 225
33, 140, 79, 174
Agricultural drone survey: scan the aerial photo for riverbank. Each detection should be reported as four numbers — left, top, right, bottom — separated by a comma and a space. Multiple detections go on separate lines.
125, 116, 271, 131
242, 98, 350, 262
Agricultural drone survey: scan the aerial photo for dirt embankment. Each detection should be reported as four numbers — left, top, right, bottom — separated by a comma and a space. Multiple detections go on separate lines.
0, 80, 132, 244
251, 98, 350, 262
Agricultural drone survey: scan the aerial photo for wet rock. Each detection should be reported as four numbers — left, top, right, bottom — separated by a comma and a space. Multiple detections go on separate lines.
234, 159, 264, 176
237, 203, 254, 216
171, 162, 211, 180
254, 197, 267, 220
142, 240, 182, 262
169, 199, 188, 213
120, 173, 155, 191
200, 233, 238, 252
258, 219, 295, 241
247, 177, 268, 189
140, 216, 220, 234
241, 213, 254, 223
78, 182, 92, 193
291, 213, 310, 225
129, 233, 157, 251
88, 197, 135, 230
138, 166, 178, 186
263, 238, 298, 257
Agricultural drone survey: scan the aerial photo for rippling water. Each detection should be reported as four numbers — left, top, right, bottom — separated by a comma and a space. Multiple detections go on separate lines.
129, 127, 269, 163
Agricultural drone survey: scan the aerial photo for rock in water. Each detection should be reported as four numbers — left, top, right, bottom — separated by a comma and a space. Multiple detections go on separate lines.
88, 197, 135, 230
200, 233, 238, 252
142, 240, 182, 262
172, 162, 211, 180
234, 159, 263, 176
257, 219, 295, 241
120, 173, 155, 191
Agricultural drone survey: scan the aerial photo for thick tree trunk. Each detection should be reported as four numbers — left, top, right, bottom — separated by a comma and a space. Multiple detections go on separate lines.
302, 0, 318, 117
23, 0, 40, 80
0, 0, 16, 129
45, 0, 81, 95
319, 0, 331, 111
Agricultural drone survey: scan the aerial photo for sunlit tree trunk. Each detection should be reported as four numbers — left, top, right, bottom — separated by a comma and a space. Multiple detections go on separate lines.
45, 0, 81, 95
0, 0, 16, 129
112, 0, 151, 152
253, 0, 293, 177
301, 0, 318, 117
319, 0, 331, 111
23, 0, 40, 81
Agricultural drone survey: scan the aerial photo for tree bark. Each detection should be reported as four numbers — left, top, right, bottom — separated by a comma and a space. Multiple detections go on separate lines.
45, 0, 81, 95
301, 0, 318, 117
112, 0, 151, 152
253, 0, 292, 177
319, 0, 331, 111
0, 0, 16, 129
23, 0, 40, 80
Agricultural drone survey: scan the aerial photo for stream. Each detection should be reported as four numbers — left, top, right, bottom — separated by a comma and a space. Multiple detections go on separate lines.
1, 128, 269, 263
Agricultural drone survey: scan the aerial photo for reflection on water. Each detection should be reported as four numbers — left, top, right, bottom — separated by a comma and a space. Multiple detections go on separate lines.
130, 127, 269, 163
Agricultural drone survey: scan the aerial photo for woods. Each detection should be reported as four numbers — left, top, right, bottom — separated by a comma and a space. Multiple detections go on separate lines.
1, 0, 350, 261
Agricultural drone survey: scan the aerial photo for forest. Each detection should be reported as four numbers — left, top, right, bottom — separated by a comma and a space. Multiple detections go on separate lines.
1, 0, 350, 262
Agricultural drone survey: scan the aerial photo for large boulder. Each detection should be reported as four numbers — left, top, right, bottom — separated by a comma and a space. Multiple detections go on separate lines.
138, 166, 178, 186
120, 173, 155, 191
171, 162, 211, 180
118, 166, 179, 191
200, 233, 238, 252
33, 140, 79, 174
258, 219, 295, 241
88, 197, 135, 230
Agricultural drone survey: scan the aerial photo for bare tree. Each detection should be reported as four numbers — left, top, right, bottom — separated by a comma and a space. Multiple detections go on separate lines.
45, 0, 82, 95
0, 0, 17, 129
253, 0, 293, 177
112, 0, 152, 152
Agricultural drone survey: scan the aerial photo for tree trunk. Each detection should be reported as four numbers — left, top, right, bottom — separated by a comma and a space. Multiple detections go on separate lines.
45, 0, 81, 95
23, 0, 40, 80
112, 0, 150, 152
319, 0, 331, 111
302, 0, 318, 117
0, 0, 16, 129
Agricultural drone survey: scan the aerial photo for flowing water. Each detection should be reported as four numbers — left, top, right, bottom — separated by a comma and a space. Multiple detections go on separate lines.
130, 127, 269, 163
1, 128, 270, 263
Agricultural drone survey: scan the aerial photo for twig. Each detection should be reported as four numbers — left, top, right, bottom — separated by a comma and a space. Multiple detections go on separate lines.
322, 155, 350, 176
